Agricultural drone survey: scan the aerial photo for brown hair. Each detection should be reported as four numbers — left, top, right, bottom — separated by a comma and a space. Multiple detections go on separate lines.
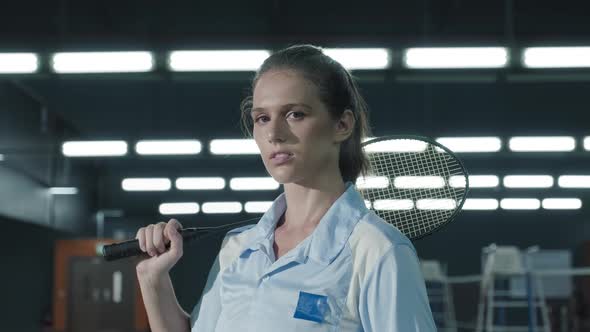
240, 44, 372, 183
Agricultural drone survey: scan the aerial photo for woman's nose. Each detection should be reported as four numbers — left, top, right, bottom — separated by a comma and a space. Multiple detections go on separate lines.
266, 118, 287, 143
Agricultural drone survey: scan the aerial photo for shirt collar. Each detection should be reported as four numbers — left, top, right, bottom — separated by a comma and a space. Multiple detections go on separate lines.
239, 190, 287, 254
242, 182, 369, 265
306, 182, 369, 265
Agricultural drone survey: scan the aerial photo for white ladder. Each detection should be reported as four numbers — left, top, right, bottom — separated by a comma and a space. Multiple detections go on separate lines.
422, 260, 457, 332
475, 245, 551, 332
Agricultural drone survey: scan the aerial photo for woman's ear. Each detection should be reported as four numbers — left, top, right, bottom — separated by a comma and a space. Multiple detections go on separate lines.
334, 109, 355, 143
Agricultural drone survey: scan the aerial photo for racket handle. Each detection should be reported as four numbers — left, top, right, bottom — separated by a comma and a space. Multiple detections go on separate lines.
102, 239, 145, 261
102, 228, 201, 261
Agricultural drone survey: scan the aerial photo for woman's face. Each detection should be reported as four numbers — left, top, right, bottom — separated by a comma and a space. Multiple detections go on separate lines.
251, 69, 342, 185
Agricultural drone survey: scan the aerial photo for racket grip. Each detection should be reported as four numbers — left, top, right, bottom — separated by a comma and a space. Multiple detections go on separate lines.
102, 228, 203, 261
102, 239, 148, 261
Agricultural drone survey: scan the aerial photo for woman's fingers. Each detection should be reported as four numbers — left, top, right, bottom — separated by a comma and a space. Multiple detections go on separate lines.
144, 224, 156, 256
135, 219, 183, 258
164, 219, 184, 257
135, 227, 146, 253
153, 222, 167, 254
134, 219, 184, 276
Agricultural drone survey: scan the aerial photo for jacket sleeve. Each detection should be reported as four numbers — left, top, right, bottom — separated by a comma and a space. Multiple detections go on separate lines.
358, 244, 437, 331
190, 253, 223, 331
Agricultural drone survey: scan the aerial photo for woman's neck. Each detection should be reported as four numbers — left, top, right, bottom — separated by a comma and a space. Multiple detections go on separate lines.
280, 173, 347, 232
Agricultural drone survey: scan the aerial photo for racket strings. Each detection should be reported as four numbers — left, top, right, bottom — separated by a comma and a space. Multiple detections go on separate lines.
360, 138, 467, 239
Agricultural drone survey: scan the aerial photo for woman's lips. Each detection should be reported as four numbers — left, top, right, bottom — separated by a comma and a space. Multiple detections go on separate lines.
270, 152, 293, 165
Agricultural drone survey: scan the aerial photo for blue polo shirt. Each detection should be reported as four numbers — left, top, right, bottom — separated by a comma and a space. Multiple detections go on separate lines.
191, 183, 436, 331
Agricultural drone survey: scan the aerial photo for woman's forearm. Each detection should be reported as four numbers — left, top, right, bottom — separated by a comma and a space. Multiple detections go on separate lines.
137, 271, 191, 332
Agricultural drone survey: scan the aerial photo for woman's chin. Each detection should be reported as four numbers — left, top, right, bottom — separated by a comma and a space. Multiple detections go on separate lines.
268, 170, 300, 185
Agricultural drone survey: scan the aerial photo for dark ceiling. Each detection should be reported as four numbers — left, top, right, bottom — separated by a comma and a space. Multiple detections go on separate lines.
1, 0, 590, 49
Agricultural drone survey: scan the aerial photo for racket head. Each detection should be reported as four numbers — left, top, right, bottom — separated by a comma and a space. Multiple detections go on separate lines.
359, 135, 469, 240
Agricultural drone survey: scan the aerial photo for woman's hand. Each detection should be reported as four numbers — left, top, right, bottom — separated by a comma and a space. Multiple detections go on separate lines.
135, 219, 184, 278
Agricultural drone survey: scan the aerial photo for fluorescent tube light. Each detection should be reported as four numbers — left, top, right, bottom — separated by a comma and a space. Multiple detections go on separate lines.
323, 48, 391, 70
49, 187, 79, 195
558, 175, 590, 188
363, 138, 427, 153
542, 198, 582, 210
176, 177, 225, 190
436, 137, 501, 153
52, 51, 154, 73
404, 47, 508, 69
373, 199, 414, 211
169, 50, 270, 71
462, 198, 499, 210
394, 176, 445, 189
122, 178, 171, 191
62, 141, 128, 157
244, 201, 274, 213
136, 140, 202, 155
416, 199, 457, 210
0, 53, 39, 73
202, 202, 242, 214
503, 175, 554, 188
500, 198, 541, 210
230, 177, 279, 190
159, 202, 199, 215
523, 47, 590, 68
356, 176, 390, 189
449, 175, 499, 188
209, 139, 260, 155
508, 136, 575, 152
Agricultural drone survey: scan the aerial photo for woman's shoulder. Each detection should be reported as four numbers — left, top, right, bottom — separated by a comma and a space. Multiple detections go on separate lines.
346, 211, 416, 271
351, 211, 413, 247
221, 224, 257, 249
217, 224, 258, 270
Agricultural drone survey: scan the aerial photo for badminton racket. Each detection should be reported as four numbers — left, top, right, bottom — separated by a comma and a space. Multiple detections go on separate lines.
103, 135, 469, 261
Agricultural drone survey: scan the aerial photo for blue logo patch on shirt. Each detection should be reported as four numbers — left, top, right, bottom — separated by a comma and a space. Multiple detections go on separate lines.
293, 291, 329, 323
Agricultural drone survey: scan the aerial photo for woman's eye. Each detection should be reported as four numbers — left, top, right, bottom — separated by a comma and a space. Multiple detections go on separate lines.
287, 111, 305, 119
255, 115, 270, 123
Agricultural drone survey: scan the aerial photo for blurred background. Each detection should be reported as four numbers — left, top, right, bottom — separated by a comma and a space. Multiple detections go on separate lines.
1, 0, 589, 331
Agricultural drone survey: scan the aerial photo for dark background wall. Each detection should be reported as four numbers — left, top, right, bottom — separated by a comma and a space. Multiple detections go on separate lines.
0, 216, 70, 331
0, 82, 95, 231
0, 82, 95, 331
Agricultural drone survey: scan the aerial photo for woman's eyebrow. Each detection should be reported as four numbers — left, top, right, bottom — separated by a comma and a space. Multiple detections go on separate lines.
252, 103, 312, 114
288, 103, 312, 110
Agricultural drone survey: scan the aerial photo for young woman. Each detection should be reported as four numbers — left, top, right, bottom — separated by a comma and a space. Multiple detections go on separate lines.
135, 44, 436, 331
